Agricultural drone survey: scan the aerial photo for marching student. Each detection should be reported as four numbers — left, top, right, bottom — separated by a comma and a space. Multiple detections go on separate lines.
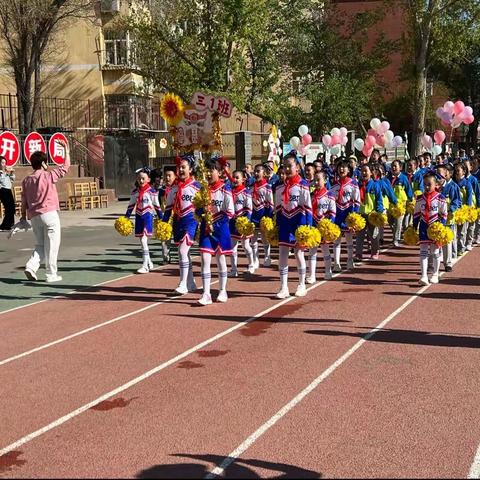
330, 159, 360, 271
274, 152, 312, 298
413, 172, 448, 285
125, 168, 163, 273
251, 164, 274, 268
197, 158, 235, 305
436, 164, 462, 271
163, 155, 200, 294
464, 159, 479, 250
355, 163, 385, 261
374, 163, 397, 246
454, 161, 473, 256
229, 169, 255, 276
157, 166, 177, 263
307, 170, 336, 283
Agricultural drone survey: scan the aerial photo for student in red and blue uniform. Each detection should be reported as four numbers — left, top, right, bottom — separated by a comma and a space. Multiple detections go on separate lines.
125, 167, 163, 274
251, 164, 274, 268
307, 170, 336, 283
274, 152, 312, 299
163, 155, 200, 294
330, 159, 360, 271
229, 169, 255, 276
413, 172, 447, 285
197, 158, 235, 306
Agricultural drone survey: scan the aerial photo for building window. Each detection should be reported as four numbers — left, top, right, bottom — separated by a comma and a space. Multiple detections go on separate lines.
103, 30, 136, 67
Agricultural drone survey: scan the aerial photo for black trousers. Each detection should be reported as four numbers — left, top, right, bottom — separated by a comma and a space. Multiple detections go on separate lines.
0, 187, 15, 228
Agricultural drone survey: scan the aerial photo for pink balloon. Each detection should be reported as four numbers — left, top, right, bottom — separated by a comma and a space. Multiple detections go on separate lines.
453, 100, 465, 115
464, 106, 473, 116
436, 107, 445, 119
322, 134, 332, 147
331, 134, 341, 146
366, 135, 376, 147
302, 133, 312, 146
422, 134, 432, 149
367, 128, 377, 137
339, 127, 348, 137
298, 145, 306, 156
434, 130, 446, 144
376, 136, 385, 147
340, 135, 348, 146
444, 101, 454, 113
464, 115, 475, 125
362, 145, 371, 157
441, 119, 450, 127
381, 121, 390, 132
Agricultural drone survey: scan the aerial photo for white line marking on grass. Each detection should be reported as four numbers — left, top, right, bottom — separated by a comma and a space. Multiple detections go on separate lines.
205, 254, 472, 479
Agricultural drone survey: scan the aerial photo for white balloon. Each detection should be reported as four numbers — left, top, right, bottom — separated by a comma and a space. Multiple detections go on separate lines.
290, 136, 300, 148
330, 127, 340, 137
354, 138, 364, 151
339, 127, 348, 137
385, 130, 394, 141
433, 145, 442, 156
298, 125, 309, 137
370, 118, 381, 129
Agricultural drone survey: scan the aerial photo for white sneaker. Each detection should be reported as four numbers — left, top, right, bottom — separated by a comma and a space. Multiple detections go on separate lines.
276, 288, 290, 299
46, 274, 62, 283
466, 245, 473, 251
198, 293, 212, 305
306, 276, 316, 285
136, 265, 149, 274
228, 269, 238, 278
418, 276, 430, 286
253, 258, 260, 269
187, 280, 197, 292
264, 257, 272, 267
175, 284, 189, 295
333, 263, 342, 273
295, 284, 307, 297
24, 269, 37, 281
247, 264, 256, 274
217, 290, 228, 303
148, 260, 154, 269
430, 274, 439, 284
347, 260, 355, 270
324, 271, 332, 280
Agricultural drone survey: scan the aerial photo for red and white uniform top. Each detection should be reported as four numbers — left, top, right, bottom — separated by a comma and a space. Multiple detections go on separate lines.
209, 181, 235, 223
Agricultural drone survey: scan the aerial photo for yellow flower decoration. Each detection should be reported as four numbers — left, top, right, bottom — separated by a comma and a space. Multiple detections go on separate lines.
295, 225, 321, 248
403, 226, 419, 246
153, 219, 173, 242
235, 216, 255, 237
160, 92, 184, 126
346, 212, 366, 232
368, 211, 388, 228
114, 216, 134, 236
427, 222, 453, 246
388, 203, 406, 219
317, 219, 341, 243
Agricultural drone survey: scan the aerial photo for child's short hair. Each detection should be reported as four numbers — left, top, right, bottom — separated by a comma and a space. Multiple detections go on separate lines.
136, 166, 151, 176
164, 165, 176, 175
304, 162, 315, 169
204, 158, 219, 170
423, 171, 437, 182
391, 159, 403, 169
30, 151, 48, 170
233, 169, 245, 178
283, 151, 298, 164
314, 170, 327, 181
254, 163, 265, 171
336, 159, 352, 174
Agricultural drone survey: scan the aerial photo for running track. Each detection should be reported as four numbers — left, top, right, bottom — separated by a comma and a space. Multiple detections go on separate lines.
1, 242, 480, 478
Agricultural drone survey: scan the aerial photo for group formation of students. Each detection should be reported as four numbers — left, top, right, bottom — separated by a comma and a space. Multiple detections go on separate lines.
123, 147, 480, 305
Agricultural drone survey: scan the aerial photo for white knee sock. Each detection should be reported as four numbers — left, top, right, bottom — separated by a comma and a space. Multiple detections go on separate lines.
322, 244, 332, 274
217, 253, 228, 291
346, 232, 354, 263
243, 238, 254, 267
420, 244, 429, 277
140, 236, 150, 267
309, 247, 317, 279
431, 245, 440, 276
279, 246, 289, 290
296, 248, 306, 286
178, 240, 191, 287
231, 240, 239, 271
334, 237, 342, 265
201, 252, 212, 295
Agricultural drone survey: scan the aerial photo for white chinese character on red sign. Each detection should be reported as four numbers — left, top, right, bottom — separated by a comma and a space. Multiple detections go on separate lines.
28, 139, 43, 156
0, 138, 16, 161
54, 141, 65, 158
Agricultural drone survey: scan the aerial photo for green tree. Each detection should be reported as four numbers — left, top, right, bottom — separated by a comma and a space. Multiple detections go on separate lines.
404, 0, 480, 155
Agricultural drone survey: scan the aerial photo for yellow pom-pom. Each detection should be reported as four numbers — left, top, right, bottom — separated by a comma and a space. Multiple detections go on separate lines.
235, 216, 255, 237
403, 226, 419, 246
406, 199, 416, 215
427, 222, 452, 246
295, 225, 321, 248
368, 211, 388, 228
453, 205, 470, 225
153, 219, 173, 242
388, 203, 406, 219
317, 219, 341, 243
346, 213, 366, 232
260, 216, 274, 235
114, 216, 134, 236
466, 206, 478, 223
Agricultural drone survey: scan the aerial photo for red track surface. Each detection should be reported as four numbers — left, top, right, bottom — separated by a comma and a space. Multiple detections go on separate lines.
1, 243, 480, 478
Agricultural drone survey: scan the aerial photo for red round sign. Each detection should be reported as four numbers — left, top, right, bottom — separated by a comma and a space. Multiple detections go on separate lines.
23, 132, 46, 162
48, 133, 68, 166
0, 131, 20, 167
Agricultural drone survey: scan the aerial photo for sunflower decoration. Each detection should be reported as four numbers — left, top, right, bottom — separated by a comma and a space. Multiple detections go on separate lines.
160, 92, 184, 126
295, 225, 321, 249
346, 212, 366, 232
235, 216, 255, 237
388, 203, 406, 219
317, 219, 341, 243
368, 211, 388, 228
427, 222, 453, 246
403, 226, 419, 246
153, 219, 173, 242
114, 216, 134, 236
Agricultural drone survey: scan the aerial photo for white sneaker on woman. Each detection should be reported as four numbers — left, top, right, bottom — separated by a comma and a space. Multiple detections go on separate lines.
295, 284, 307, 297
276, 288, 290, 299
217, 290, 228, 303
198, 293, 212, 305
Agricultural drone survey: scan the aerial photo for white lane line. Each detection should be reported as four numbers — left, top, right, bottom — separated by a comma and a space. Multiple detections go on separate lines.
0, 262, 173, 316
205, 255, 472, 479
0, 272, 342, 457
469, 444, 480, 478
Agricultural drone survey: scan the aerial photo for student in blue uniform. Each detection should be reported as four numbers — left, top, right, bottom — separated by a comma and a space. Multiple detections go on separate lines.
413, 172, 447, 285
374, 163, 397, 246
125, 167, 163, 274
454, 161, 473, 256
274, 152, 312, 299
197, 158, 235, 305
464, 159, 479, 250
